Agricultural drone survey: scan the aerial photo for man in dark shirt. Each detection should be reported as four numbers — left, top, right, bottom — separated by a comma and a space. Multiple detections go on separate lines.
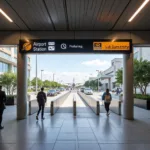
0, 86, 6, 129
36, 87, 47, 120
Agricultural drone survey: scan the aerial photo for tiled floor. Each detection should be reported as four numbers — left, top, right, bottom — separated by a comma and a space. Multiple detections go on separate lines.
1, 93, 150, 150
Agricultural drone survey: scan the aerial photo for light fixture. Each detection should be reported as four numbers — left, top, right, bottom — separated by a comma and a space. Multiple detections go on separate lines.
128, 0, 149, 22
0, 8, 13, 22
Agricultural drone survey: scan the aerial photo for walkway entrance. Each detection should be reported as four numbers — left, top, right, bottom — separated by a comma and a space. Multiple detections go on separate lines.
17, 39, 133, 120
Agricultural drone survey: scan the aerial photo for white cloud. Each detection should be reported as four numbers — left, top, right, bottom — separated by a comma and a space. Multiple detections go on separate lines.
81, 59, 110, 67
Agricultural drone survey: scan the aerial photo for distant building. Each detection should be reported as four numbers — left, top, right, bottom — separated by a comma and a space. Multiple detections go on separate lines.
0, 45, 31, 77
99, 58, 123, 91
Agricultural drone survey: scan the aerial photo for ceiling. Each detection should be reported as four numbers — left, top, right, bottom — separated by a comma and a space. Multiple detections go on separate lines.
0, 0, 150, 31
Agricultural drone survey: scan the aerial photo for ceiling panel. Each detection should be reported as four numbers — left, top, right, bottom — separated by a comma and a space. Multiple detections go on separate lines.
0, 0, 150, 31
44, 0, 67, 30
0, 0, 28, 30
5, 0, 54, 30
113, 0, 146, 30
120, 0, 150, 30
0, 14, 19, 30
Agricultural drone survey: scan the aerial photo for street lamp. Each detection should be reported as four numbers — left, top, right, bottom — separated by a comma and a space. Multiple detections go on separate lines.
96, 70, 100, 92
41, 70, 44, 82
89, 74, 92, 88
35, 54, 38, 94
53, 73, 55, 81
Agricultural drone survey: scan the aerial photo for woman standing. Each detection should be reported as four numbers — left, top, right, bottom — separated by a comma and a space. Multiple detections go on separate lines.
102, 89, 112, 116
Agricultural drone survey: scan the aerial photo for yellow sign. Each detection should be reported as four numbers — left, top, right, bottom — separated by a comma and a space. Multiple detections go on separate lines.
93, 42, 130, 51
22, 42, 32, 51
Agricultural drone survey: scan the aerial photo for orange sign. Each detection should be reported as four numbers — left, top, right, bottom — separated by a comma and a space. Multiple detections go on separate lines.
93, 42, 130, 51
22, 42, 32, 51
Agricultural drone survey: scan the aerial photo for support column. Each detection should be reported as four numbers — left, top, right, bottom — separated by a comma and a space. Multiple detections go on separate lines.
17, 47, 28, 120
123, 53, 134, 120
108, 78, 111, 90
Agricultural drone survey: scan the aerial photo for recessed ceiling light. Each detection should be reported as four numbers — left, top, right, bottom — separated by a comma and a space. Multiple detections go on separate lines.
0, 8, 13, 22
128, 0, 149, 22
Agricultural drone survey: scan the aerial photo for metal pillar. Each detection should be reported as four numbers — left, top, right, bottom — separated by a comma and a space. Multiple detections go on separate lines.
108, 78, 111, 90
17, 47, 28, 120
123, 53, 134, 120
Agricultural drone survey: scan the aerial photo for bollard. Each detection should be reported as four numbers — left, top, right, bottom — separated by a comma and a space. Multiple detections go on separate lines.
73, 101, 76, 116
51, 101, 54, 116
97, 101, 100, 115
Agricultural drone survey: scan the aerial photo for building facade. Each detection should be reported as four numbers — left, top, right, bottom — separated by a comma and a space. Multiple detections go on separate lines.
99, 58, 123, 91
0, 45, 31, 77
96, 47, 150, 94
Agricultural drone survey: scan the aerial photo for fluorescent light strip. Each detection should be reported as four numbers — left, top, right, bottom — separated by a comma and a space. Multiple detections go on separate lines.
128, 0, 149, 22
0, 8, 13, 22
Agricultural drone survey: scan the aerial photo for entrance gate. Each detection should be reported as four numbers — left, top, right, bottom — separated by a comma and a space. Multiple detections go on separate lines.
17, 39, 133, 120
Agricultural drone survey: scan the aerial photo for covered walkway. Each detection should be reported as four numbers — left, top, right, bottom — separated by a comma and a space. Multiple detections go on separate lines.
1, 100, 150, 150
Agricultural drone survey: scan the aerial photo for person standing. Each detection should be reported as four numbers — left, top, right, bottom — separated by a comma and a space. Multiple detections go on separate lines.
102, 89, 112, 116
36, 87, 47, 120
0, 86, 6, 129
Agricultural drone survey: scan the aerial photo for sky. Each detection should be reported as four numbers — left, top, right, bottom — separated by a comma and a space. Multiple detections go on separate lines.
30, 54, 122, 84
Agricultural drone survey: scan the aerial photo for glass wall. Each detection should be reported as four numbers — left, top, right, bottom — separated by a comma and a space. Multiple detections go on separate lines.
0, 62, 9, 72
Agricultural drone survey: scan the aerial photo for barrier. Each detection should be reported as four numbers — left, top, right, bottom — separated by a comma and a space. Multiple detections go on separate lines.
73, 95, 76, 116
78, 91, 100, 115
109, 100, 122, 115
29, 100, 38, 115
51, 92, 70, 115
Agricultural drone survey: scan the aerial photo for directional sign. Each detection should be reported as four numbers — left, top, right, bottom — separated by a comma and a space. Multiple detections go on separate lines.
19, 39, 132, 54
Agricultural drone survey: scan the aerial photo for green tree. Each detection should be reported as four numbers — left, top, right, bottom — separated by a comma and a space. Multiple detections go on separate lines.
31, 77, 42, 88
115, 69, 123, 86
115, 59, 150, 95
43, 80, 51, 88
134, 58, 150, 95
0, 72, 17, 95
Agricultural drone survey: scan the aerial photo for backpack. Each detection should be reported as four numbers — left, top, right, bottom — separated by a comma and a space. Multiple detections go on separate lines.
37, 92, 45, 103
105, 94, 111, 102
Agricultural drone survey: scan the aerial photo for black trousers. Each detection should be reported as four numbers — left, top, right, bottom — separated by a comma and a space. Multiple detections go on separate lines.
37, 103, 45, 118
0, 109, 4, 126
104, 102, 110, 113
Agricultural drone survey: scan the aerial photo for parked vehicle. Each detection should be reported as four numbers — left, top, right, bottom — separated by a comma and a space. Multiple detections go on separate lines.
84, 88, 93, 95
47, 89, 57, 96
80, 87, 85, 92
60, 87, 65, 91
56, 89, 61, 94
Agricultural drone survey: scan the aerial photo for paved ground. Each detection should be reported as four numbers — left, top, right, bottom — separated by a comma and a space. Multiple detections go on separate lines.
1, 92, 150, 150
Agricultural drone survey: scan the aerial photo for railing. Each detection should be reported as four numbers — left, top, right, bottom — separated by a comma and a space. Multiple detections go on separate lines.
78, 91, 100, 115
73, 94, 76, 116
109, 100, 122, 115
51, 92, 70, 115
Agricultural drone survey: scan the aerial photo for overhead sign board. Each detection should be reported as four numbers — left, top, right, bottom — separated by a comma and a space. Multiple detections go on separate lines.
19, 39, 132, 54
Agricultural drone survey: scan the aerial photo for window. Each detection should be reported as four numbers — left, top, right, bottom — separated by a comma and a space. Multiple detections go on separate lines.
14, 47, 17, 54
28, 57, 30, 63
134, 52, 138, 59
0, 46, 11, 51
0, 62, 9, 72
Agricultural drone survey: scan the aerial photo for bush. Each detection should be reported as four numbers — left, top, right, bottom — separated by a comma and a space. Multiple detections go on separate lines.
6, 95, 16, 105
134, 94, 150, 101
28, 89, 34, 92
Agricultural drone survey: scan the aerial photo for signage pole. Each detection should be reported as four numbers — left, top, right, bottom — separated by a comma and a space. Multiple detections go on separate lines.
36, 54, 37, 94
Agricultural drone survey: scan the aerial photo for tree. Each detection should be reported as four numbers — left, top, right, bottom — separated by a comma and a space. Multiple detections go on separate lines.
0, 72, 17, 95
115, 59, 150, 95
115, 69, 123, 86
84, 79, 102, 91
43, 80, 51, 88
134, 58, 150, 95
31, 77, 42, 88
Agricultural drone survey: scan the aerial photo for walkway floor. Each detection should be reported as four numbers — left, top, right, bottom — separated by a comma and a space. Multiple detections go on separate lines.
1, 93, 150, 150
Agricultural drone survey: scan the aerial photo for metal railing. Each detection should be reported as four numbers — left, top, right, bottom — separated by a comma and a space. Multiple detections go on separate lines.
50, 92, 70, 115
73, 94, 76, 116
78, 91, 100, 115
